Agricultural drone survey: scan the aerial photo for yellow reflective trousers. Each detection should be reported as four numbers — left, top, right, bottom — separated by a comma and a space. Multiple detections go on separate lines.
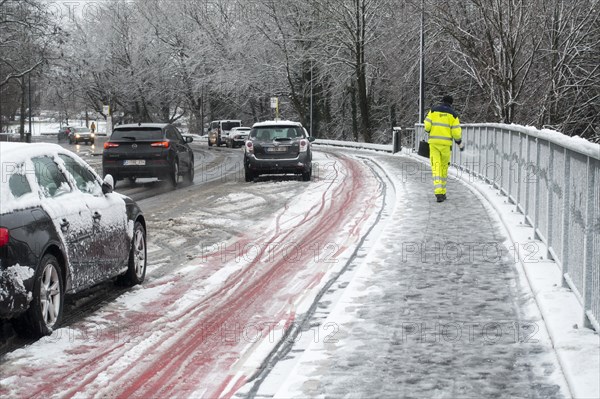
429, 143, 451, 195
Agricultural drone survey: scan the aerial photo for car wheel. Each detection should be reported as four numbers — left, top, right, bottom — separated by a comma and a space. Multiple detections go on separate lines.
120, 221, 146, 286
18, 254, 64, 337
127, 177, 137, 185
170, 160, 179, 188
208, 140, 212, 147
302, 167, 312, 182
184, 159, 194, 184
245, 167, 255, 182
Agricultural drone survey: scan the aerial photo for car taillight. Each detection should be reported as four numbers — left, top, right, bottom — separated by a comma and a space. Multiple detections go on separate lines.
151, 141, 170, 148
0, 228, 9, 248
246, 141, 254, 153
104, 142, 119, 149
299, 139, 308, 152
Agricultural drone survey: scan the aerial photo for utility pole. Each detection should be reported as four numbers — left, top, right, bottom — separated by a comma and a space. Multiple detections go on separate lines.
28, 73, 32, 142
419, 0, 425, 123
310, 59, 313, 137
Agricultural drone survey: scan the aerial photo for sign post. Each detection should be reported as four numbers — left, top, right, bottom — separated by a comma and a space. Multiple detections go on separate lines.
270, 97, 279, 120
103, 105, 112, 135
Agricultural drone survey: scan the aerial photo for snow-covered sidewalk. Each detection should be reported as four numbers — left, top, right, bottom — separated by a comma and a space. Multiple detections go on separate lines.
253, 151, 598, 398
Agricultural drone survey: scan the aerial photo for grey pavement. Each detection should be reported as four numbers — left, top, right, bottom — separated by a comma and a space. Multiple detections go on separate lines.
272, 154, 568, 398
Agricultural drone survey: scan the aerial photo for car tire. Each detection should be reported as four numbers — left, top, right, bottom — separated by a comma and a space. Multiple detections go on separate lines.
120, 221, 146, 286
302, 168, 312, 182
245, 167, 255, 182
17, 254, 64, 337
127, 177, 137, 185
208, 140, 213, 147
169, 160, 179, 188
183, 159, 194, 184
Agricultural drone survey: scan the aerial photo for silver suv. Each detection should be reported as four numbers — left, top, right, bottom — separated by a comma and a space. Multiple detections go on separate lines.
243, 120, 315, 182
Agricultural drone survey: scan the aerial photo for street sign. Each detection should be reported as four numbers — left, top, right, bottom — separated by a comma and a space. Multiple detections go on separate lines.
270, 97, 278, 109
103, 105, 110, 115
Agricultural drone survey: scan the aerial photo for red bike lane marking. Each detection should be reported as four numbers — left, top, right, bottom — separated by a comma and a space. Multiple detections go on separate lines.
21, 154, 383, 399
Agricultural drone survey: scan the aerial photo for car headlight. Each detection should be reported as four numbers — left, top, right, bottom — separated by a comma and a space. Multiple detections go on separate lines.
91, 133, 95, 138
75, 134, 80, 138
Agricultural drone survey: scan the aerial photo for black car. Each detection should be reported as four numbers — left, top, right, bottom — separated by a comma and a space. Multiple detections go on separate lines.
102, 123, 194, 187
0, 142, 147, 337
57, 126, 74, 142
243, 120, 315, 182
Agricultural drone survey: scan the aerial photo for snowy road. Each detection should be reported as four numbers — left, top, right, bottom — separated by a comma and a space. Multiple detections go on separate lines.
0, 146, 388, 397
0, 143, 571, 398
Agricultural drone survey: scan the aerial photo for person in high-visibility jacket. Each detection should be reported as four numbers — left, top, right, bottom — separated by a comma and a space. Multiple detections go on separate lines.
424, 95, 464, 202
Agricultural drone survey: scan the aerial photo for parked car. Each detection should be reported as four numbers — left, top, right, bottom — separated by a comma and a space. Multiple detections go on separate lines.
0, 142, 146, 337
226, 127, 251, 148
57, 126, 74, 142
68, 127, 95, 145
208, 120, 242, 147
243, 120, 315, 182
102, 123, 194, 188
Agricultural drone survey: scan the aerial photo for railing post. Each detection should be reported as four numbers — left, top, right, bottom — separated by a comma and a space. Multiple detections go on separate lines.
546, 144, 554, 260
516, 132, 522, 212
523, 135, 532, 224
582, 157, 596, 329
508, 130, 514, 203
533, 138, 541, 238
561, 149, 571, 288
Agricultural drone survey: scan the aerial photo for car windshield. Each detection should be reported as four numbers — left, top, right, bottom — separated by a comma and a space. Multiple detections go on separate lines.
111, 128, 163, 140
222, 122, 241, 131
250, 126, 304, 141
75, 128, 91, 133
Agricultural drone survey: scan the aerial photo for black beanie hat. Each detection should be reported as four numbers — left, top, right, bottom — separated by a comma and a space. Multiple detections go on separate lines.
442, 95, 453, 105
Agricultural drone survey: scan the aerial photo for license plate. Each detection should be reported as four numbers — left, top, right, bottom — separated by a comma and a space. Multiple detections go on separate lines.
123, 160, 146, 166
266, 146, 288, 152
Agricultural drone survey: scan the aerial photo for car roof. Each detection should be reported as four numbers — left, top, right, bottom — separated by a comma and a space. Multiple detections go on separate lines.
252, 120, 303, 128
114, 123, 170, 129
0, 142, 84, 163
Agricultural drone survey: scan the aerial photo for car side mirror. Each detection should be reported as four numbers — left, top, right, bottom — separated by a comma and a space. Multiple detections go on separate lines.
102, 174, 114, 194
185, 136, 194, 143
308, 136, 316, 142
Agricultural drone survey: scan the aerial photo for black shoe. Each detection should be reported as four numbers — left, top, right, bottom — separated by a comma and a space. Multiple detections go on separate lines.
436, 194, 445, 203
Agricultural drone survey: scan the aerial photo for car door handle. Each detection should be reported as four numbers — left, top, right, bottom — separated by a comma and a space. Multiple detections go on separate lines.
92, 212, 102, 221
60, 219, 70, 231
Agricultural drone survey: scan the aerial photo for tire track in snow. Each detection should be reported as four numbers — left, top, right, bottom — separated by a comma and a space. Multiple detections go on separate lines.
15, 152, 383, 399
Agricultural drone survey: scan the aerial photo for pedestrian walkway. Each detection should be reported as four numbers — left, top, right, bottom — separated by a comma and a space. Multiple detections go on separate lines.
268, 154, 570, 398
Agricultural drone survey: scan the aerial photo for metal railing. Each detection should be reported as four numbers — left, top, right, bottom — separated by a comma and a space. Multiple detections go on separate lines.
414, 123, 600, 332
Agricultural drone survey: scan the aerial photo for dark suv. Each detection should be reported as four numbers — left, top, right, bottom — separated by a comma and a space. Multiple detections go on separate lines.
243, 120, 315, 182
102, 123, 194, 188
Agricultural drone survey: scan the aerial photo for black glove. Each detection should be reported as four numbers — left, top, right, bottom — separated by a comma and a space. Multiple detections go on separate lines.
456, 140, 465, 152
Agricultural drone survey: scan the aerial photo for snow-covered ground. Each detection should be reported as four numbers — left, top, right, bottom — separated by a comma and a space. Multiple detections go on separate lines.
0, 141, 598, 398
247, 147, 599, 399
3, 120, 110, 135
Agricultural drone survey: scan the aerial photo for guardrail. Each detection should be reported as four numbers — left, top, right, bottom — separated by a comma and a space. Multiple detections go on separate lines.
414, 123, 600, 331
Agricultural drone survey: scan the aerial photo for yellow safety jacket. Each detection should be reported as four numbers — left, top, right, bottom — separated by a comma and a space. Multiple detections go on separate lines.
424, 104, 462, 146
